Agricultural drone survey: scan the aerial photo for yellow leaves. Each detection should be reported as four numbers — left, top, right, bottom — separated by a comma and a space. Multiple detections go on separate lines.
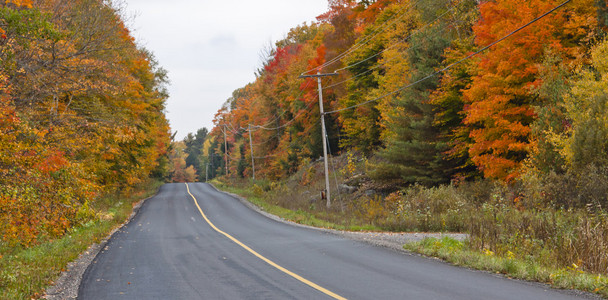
591, 39, 608, 74
548, 39, 608, 169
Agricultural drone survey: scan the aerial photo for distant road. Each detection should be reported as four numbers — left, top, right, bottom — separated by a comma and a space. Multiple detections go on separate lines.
79, 183, 590, 299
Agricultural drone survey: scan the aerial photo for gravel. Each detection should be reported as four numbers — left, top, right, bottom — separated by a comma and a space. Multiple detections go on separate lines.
219, 187, 468, 252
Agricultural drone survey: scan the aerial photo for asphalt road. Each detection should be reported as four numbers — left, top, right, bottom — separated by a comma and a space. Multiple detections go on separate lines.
79, 183, 590, 299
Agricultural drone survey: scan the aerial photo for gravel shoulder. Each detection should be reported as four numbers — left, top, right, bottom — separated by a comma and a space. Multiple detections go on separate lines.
216, 186, 468, 251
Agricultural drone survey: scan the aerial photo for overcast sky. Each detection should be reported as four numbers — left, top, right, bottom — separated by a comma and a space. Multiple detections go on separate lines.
123, 0, 329, 140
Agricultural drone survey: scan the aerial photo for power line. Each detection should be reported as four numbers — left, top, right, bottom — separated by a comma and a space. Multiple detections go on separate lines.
333, 5, 456, 74
250, 80, 314, 129
227, 1, 456, 135
249, 119, 321, 159
323, 0, 572, 115
217, 81, 315, 135
225, 122, 242, 135
250, 115, 321, 147
252, 90, 319, 131
253, 154, 278, 159
322, 14, 452, 91
302, 0, 419, 75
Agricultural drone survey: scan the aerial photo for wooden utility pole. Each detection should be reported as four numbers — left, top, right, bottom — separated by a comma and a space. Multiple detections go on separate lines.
223, 125, 228, 176
248, 124, 255, 180
299, 71, 338, 208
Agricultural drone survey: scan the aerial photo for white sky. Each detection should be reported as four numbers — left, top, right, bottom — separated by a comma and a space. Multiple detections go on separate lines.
123, 0, 329, 140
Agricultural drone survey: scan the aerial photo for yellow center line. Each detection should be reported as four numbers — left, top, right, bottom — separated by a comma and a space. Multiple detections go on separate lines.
185, 183, 347, 300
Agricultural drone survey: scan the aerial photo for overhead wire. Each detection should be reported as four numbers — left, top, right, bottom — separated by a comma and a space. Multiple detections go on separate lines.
230, 1, 456, 136
225, 122, 242, 135
219, 75, 314, 134
218, 0, 569, 138
250, 118, 321, 159
213, 0, 572, 189
323, 0, 572, 115
251, 87, 320, 131
250, 80, 314, 129
220, 80, 314, 136
252, 103, 313, 131
302, 0, 420, 75
333, 5, 456, 74
322, 7, 455, 92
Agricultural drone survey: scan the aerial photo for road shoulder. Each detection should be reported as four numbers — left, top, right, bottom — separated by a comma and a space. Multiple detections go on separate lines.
208, 183, 467, 252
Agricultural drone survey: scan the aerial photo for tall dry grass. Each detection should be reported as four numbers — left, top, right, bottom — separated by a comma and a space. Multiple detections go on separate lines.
234, 155, 608, 275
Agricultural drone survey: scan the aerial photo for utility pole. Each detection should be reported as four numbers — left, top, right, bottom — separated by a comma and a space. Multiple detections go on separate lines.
299, 71, 338, 208
205, 163, 209, 182
210, 153, 215, 179
248, 124, 255, 180
222, 124, 228, 176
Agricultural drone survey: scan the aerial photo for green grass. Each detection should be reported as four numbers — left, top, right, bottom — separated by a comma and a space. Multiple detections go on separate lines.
212, 180, 383, 232
0, 179, 163, 299
405, 237, 608, 298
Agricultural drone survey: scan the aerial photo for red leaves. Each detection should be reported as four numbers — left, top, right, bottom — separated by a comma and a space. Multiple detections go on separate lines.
33, 150, 68, 174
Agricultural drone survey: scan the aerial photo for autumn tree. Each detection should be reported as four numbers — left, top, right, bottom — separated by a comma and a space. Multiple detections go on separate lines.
462, 0, 596, 181
551, 39, 608, 171
0, 0, 171, 246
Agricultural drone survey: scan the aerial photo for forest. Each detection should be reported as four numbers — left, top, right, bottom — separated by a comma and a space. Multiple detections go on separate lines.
0, 0, 171, 247
174, 0, 608, 293
180, 0, 605, 188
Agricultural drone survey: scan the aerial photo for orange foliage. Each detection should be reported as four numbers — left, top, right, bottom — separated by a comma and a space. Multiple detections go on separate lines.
463, 0, 595, 181
5, 0, 32, 8
317, 0, 357, 23
0, 0, 170, 247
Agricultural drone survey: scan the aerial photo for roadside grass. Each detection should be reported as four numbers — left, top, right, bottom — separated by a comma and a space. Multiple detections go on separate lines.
405, 237, 608, 298
0, 179, 163, 299
212, 179, 382, 232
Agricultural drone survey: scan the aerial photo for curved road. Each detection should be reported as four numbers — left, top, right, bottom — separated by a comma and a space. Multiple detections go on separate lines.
79, 183, 590, 299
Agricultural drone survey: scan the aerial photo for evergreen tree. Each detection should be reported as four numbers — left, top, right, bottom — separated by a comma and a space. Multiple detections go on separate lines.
373, 0, 465, 186
183, 128, 208, 179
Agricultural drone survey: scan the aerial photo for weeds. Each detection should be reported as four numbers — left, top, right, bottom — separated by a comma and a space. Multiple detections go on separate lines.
217, 152, 608, 297
406, 237, 608, 298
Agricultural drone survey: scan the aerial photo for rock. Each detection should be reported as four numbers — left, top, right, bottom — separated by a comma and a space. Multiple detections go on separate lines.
345, 173, 368, 186
338, 184, 356, 194
364, 189, 376, 197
